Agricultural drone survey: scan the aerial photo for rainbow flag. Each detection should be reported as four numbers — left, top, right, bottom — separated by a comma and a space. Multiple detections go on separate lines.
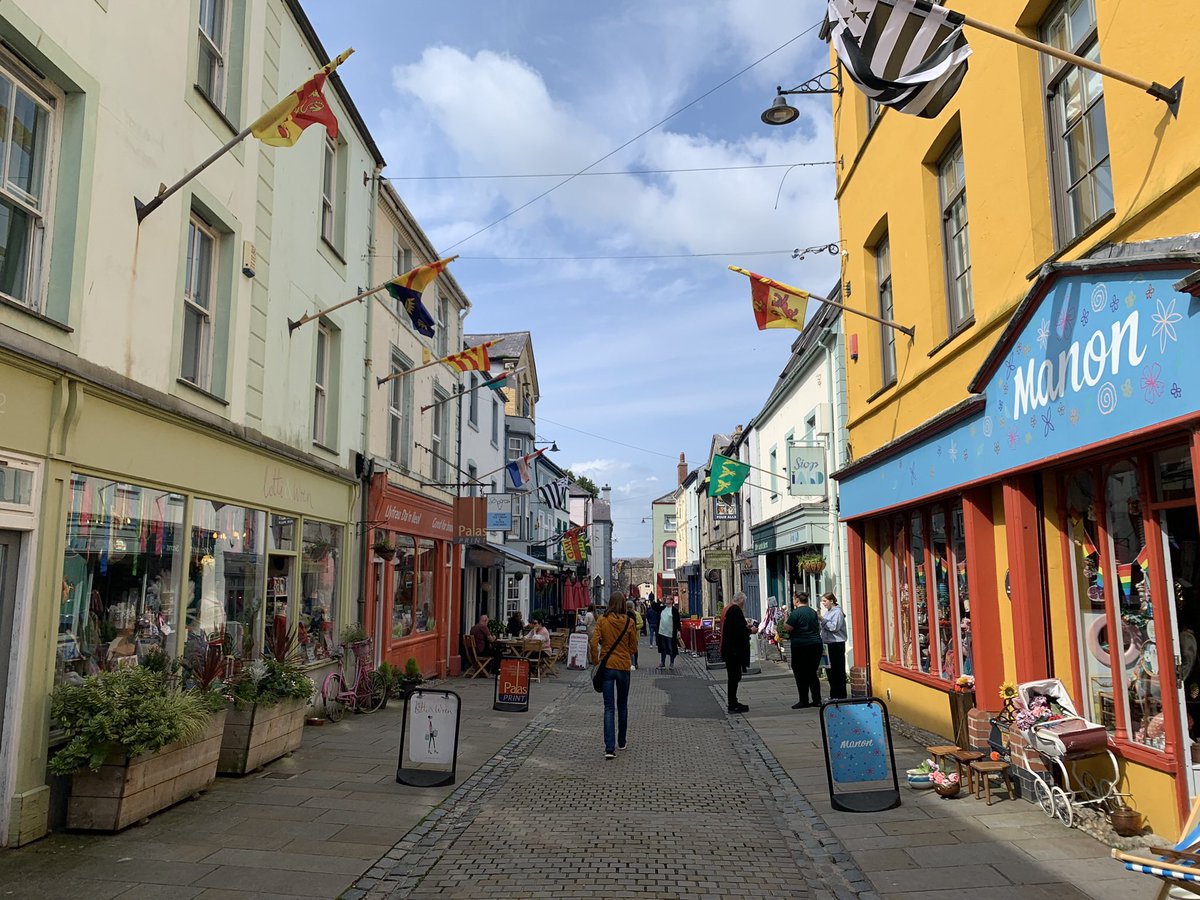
1117, 563, 1133, 599
1134, 545, 1151, 579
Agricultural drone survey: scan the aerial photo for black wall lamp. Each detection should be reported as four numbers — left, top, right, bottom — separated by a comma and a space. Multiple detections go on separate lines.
534, 440, 560, 452
761, 66, 843, 126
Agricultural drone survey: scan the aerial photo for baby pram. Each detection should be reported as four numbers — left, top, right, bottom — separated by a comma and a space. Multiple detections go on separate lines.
1019, 678, 1126, 828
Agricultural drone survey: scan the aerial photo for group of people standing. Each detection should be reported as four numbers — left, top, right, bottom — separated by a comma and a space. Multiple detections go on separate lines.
784, 591, 847, 708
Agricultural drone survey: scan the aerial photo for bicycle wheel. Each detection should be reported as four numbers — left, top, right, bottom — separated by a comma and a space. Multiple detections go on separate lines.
322, 672, 346, 723
361, 670, 387, 714
1033, 776, 1055, 818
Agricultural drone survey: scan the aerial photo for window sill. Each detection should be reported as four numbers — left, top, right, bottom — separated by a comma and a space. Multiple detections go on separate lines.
1024, 209, 1117, 280
927, 318, 974, 359
192, 84, 238, 136
320, 235, 346, 265
1110, 736, 1175, 773
176, 377, 229, 406
312, 439, 338, 456
468, 420, 479, 432
865, 377, 898, 405
0, 293, 73, 332
389, 631, 437, 647
878, 659, 956, 692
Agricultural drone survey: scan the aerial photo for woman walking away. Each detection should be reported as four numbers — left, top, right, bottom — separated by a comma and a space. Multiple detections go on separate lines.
647, 593, 661, 647
590, 592, 639, 759
657, 600, 681, 670
784, 591, 823, 708
821, 593, 848, 700
721, 592, 757, 713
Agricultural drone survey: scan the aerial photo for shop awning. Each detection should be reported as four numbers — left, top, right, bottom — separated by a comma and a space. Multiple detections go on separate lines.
469, 541, 558, 571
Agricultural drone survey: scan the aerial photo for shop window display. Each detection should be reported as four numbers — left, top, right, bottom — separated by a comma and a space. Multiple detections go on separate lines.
392, 535, 416, 640
414, 539, 435, 633
1065, 469, 1113, 730
910, 511, 931, 673
951, 505, 972, 676
879, 519, 898, 663
301, 519, 340, 659
187, 500, 265, 657
58, 475, 185, 684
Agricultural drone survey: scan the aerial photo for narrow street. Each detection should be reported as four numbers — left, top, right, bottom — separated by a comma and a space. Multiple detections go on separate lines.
0, 653, 1161, 899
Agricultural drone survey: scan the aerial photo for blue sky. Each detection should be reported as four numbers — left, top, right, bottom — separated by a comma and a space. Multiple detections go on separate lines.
304, 0, 841, 557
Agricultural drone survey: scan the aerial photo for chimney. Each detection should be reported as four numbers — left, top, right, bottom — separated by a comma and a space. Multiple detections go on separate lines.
677, 453, 687, 486
601, 484, 611, 504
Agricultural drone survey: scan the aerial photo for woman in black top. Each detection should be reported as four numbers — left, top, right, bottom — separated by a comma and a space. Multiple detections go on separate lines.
783, 591, 823, 708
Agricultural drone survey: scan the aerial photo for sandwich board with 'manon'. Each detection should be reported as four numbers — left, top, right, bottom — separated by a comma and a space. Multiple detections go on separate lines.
818, 697, 901, 812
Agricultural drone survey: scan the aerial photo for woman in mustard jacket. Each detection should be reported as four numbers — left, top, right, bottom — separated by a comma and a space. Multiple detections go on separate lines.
590, 591, 639, 759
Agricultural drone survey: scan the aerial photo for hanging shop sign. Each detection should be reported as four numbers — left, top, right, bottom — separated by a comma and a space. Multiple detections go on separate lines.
396, 689, 461, 787
788, 445, 827, 496
838, 264, 1200, 518
818, 697, 901, 813
453, 497, 487, 541
713, 496, 737, 521
486, 493, 513, 531
493, 656, 530, 711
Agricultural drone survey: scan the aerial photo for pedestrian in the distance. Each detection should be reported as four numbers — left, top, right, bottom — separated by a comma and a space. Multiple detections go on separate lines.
783, 591, 823, 708
647, 593, 661, 647
583, 604, 597, 640
657, 600, 681, 670
821, 593, 848, 700
626, 599, 643, 670
590, 591, 639, 759
720, 591, 756, 713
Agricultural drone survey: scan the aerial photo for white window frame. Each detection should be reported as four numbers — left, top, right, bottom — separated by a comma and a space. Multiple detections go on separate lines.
388, 349, 411, 468
491, 397, 500, 447
196, 0, 230, 110
938, 140, 973, 333
321, 135, 337, 245
313, 322, 330, 445
0, 57, 58, 314
394, 238, 412, 277
467, 463, 478, 497
876, 235, 896, 387
505, 576, 521, 619
468, 374, 479, 427
508, 436, 523, 462
182, 214, 219, 391
663, 540, 676, 571
431, 387, 448, 481
436, 296, 450, 356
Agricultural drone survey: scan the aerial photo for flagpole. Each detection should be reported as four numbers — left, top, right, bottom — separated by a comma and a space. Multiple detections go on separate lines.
475, 447, 545, 483
946, 7, 1183, 116
728, 266, 915, 338
376, 335, 494, 387
418, 365, 522, 412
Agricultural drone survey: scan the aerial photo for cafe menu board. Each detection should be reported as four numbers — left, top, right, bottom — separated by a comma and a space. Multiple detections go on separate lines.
494, 657, 530, 712
818, 697, 901, 813
397, 689, 461, 787
566, 633, 590, 670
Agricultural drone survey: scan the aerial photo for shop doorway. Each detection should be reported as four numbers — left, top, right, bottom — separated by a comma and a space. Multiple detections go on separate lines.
0, 531, 19, 750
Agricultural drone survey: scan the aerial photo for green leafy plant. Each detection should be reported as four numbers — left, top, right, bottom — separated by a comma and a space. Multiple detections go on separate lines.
340, 623, 367, 646
182, 636, 231, 712
227, 622, 313, 709
49, 667, 213, 775
487, 618, 504, 638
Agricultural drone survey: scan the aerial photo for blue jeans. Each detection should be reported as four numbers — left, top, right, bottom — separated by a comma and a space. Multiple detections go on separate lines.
648, 623, 658, 646
601, 668, 631, 753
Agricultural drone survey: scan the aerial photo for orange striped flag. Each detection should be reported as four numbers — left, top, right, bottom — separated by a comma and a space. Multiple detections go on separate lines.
440, 341, 497, 373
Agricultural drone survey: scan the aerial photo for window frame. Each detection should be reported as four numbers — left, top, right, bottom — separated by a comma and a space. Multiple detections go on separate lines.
663, 540, 677, 571
431, 386, 449, 481
181, 213, 220, 391
467, 374, 479, 427
387, 349, 412, 468
313, 322, 330, 445
491, 396, 500, 447
508, 436, 523, 462
196, 0, 231, 111
436, 296, 450, 357
1040, 0, 1112, 247
320, 135, 337, 246
938, 139, 973, 334
876, 234, 896, 388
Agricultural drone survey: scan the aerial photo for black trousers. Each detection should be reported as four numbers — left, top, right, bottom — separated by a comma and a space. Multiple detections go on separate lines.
826, 641, 847, 699
791, 642, 823, 705
726, 661, 743, 708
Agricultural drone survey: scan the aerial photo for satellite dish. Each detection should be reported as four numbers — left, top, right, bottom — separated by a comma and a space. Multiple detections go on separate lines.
705, 568, 721, 583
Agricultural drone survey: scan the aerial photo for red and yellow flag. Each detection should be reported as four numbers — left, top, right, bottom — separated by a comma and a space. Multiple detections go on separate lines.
251, 48, 353, 148
730, 266, 810, 332
440, 341, 497, 373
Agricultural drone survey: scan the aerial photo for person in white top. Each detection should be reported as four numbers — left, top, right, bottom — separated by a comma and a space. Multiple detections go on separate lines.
527, 617, 551, 647
820, 593, 848, 700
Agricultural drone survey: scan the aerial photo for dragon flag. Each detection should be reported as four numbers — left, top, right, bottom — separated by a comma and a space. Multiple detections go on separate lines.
707, 453, 750, 497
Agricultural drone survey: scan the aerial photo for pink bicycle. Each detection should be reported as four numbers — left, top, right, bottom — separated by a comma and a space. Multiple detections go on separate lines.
320, 639, 387, 721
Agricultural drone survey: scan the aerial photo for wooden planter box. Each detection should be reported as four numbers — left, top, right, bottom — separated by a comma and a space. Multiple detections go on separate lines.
66, 709, 226, 832
218, 697, 308, 776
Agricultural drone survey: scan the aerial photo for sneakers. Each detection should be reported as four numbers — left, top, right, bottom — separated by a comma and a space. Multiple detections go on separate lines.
618, 743, 628, 751
604, 751, 616, 760
631, 664, 637, 670
792, 701, 811, 709
728, 703, 750, 713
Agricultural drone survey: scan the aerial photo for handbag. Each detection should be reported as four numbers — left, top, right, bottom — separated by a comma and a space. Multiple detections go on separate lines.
591, 615, 631, 692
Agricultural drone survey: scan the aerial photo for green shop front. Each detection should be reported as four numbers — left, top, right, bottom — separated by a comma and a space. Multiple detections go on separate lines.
752, 505, 832, 616
0, 362, 356, 846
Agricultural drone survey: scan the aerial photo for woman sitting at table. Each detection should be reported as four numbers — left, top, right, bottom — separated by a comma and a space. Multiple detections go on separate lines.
526, 615, 551, 648
506, 610, 525, 638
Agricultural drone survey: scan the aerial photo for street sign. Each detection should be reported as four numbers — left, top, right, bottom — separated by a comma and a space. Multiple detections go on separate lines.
486, 493, 513, 531
396, 689, 461, 787
493, 656, 530, 712
818, 697, 901, 813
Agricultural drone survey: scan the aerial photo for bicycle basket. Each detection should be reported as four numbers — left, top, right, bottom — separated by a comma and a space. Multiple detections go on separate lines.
350, 639, 374, 670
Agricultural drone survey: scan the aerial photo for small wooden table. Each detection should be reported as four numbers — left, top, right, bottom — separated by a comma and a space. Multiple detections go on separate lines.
951, 749, 984, 792
926, 744, 960, 771
970, 760, 1015, 805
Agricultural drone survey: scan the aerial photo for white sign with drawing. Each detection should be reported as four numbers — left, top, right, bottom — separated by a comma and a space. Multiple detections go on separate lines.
408, 691, 458, 765
567, 633, 590, 670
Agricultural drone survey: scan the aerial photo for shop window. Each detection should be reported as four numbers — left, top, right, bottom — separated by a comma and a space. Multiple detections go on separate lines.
268, 513, 295, 552
876, 501, 968, 679
432, 387, 449, 481
187, 499, 265, 658
300, 519, 339, 660
58, 475, 185, 685
392, 535, 416, 640
876, 235, 896, 388
1065, 468, 1110, 729
938, 140, 973, 333
180, 214, 219, 391
196, 0, 230, 111
0, 59, 56, 314
1041, 0, 1112, 246
0, 460, 34, 509
414, 539, 435, 633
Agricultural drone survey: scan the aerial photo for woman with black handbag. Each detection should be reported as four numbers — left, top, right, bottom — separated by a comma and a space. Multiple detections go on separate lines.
589, 591, 638, 759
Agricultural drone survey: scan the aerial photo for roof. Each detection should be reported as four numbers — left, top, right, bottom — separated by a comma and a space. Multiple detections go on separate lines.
284, 1, 385, 167
465, 332, 531, 360
378, 181, 470, 309
651, 492, 676, 505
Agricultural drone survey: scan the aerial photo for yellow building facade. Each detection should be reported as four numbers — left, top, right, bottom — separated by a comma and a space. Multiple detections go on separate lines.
829, 0, 1200, 837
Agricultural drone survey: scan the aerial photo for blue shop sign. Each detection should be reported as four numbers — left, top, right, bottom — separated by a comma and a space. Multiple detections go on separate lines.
839, 264, 1198, 518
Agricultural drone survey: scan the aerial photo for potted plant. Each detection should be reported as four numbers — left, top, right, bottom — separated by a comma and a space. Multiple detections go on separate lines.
397, 657, 424, 698
930, 763, 962, 798
371, 534, 396, 562
217, 626, 313, 776
49, 664, 226, 831
340, 623, 368, 646
799, 554, 827, 575
905, 758, 936, 790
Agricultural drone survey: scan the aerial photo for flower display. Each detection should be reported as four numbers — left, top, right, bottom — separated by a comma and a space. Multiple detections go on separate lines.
999, 681, 1018, 701
930, 768, 960, 788
954, 674, 975, 692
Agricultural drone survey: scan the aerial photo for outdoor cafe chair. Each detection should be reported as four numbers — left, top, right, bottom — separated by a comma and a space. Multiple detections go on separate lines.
521, 639, 547, 682
462, 636, 489, 679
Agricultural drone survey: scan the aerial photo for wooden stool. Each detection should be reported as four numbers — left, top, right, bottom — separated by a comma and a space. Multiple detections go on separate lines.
951, 750, 983, 793
926, 744, 960, 771
970, 760, 1015, 805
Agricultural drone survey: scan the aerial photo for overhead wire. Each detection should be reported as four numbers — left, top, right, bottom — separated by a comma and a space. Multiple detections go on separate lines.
383, 161, 835, 180
536, 415, 679, 460
438, 19, 825, 255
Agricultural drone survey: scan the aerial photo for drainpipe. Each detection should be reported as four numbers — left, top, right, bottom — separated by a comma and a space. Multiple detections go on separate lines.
358, 163, 382, 635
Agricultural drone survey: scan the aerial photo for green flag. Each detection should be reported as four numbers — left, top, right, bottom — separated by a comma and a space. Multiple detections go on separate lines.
707, 453, 750, 497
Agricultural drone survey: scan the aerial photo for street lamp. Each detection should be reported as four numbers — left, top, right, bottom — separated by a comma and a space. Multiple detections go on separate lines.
534, 440, 560, 452
760, 66, 843, 126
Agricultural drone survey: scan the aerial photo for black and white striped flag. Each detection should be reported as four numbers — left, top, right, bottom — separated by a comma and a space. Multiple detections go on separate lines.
538, 476, 569, 510
827, 0, 972, 119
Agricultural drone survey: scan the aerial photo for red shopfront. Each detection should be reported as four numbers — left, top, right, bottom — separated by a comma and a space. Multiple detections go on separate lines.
366, 474, 461, 677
